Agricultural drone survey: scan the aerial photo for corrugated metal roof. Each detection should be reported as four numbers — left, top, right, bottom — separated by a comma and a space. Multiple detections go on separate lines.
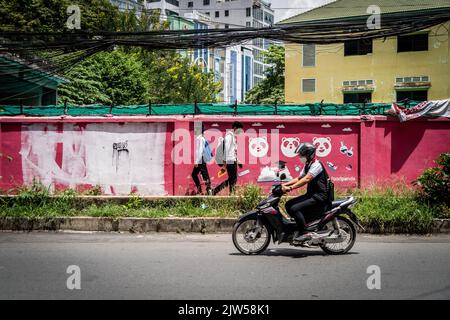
278, 0, 450, 24
0, 53, 67, 85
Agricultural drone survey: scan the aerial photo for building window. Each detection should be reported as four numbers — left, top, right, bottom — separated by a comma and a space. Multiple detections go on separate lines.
225, 24, 229, 29
188, 2, 193, 8
253, 48, 264, 61
344, 39, 372, 56
343, 79, 374, 86
203, 0, 210, 6
166, 0, 180, 7
396, 76, 429, 83
398, 33, 428, 52
254, 63, 264, 76
302, 44, 315, 67
302, 79, 316, 93
225, 10, 229, 17
254, 77, 262, 86
253, 7, 263, 20
253, 20, 263, 28
215, 11, 219, 18
205, 12, 210, 16
246, 8, 251, 17
253, 38, 263, 49
396, 90, 428, 102
264, 12, 273, 25
246, 21, 251, 28
343, 92, 372, 103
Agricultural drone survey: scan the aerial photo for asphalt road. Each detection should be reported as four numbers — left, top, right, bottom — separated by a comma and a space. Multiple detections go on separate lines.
0, 231, 449, 300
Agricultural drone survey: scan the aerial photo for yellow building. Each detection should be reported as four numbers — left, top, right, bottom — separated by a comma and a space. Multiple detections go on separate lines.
280, 0, 450, 104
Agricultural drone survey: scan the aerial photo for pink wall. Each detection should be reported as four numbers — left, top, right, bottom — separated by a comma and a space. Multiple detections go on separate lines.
0, 115, 448, 195
360, 117, 450, 187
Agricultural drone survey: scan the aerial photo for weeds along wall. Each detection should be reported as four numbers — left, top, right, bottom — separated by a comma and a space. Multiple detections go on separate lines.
0, 115, 448, 195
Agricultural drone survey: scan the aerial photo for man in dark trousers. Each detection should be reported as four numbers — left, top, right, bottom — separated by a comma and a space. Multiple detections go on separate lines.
213, 121, 244, 195
192, 125, 212, 195
282, 142, 332, 243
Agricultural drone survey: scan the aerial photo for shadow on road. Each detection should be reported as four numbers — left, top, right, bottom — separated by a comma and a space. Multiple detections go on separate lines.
230, 248, 360, 258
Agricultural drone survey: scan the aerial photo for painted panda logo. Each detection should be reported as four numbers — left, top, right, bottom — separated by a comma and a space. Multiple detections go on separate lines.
313, 137, 332, 157
281, 137, 301, 158
249, 137, 269, 158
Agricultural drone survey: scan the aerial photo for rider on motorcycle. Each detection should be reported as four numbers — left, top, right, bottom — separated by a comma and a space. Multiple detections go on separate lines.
281, 142, 331, 243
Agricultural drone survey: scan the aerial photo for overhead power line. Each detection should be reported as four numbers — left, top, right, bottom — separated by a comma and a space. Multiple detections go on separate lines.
0, 7, 449, 86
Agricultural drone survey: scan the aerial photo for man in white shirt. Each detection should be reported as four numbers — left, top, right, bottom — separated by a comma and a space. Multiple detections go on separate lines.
192, 126, 212, 195
282, 142, 331, 243
213, 121, 244, 195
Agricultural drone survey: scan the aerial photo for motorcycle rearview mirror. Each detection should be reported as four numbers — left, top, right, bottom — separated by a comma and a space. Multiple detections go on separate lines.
279, 173, 287, 181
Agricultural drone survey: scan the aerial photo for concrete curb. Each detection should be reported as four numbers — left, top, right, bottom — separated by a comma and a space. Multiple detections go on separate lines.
0, 217, 449, 234
432, 219, 450, 234
0, 217, 237, 233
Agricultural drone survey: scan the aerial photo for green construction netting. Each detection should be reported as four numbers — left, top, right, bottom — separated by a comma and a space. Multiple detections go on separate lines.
0, 102, 420, 117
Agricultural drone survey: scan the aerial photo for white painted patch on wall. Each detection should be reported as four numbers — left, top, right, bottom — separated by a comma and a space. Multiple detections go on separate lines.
20, 122, 167, 195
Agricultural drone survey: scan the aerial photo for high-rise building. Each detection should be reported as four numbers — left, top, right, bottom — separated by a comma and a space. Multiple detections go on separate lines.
143, 0, 256, 103
225, 44, 254, 103
178, 0, 274, 87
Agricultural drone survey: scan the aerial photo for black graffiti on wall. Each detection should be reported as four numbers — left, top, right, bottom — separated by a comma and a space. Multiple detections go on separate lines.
112, 140, 129, 173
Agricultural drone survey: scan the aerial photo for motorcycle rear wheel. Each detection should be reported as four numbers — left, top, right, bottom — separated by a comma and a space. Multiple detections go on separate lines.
232, 219, 271, 255
319, 216, 356, 255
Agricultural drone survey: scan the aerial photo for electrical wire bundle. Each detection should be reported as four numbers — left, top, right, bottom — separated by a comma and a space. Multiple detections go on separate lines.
0, 7, 449, 85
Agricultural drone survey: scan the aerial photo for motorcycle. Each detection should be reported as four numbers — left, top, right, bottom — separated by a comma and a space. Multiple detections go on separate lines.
232, 181, 364, 255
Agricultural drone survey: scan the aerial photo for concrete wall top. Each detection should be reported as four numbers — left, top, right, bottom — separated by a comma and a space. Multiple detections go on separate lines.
1, 115, 449, 123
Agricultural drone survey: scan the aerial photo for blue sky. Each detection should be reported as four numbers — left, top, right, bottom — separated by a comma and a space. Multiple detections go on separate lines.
273, 0, 335, 22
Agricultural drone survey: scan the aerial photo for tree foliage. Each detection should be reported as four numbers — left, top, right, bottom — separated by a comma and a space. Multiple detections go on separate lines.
59, 48, 221, 105
416, 153, 450, 206
244, 45, 285, 104
0, 0, 122, 32
58, 50, 149, 105
1, 0, 221, 105
140, 50, 221, 104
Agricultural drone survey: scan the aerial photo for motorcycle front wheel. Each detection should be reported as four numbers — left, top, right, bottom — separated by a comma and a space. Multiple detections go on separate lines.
232, 218, 271, 255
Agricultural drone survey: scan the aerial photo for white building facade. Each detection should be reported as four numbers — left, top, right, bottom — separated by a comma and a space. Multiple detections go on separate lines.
224, 45, 254, 103
178, 0, 274, 86
145, 0, 180, 19
142, 0, 258, 103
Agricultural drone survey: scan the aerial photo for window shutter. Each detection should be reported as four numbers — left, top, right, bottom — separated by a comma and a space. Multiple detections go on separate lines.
303, 44, 316, 67
302, 79, 316, 92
